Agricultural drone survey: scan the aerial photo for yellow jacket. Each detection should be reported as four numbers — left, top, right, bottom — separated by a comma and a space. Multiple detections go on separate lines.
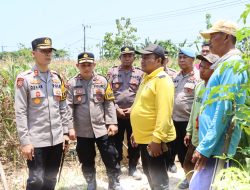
131, 67, 176, 144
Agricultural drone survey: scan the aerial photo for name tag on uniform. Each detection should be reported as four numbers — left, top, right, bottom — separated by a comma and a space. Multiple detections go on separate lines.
52, 79, 60, 83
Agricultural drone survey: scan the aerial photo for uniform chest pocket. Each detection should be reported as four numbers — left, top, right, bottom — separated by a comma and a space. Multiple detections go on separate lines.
129, 79, 140, 92
30, 89, 46, 106
73, 88, 86, 104
184, 83, 195, 95
93, 87, 105, 103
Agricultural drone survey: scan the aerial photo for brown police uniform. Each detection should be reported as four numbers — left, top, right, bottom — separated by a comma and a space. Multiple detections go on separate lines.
106, 46, 143, 175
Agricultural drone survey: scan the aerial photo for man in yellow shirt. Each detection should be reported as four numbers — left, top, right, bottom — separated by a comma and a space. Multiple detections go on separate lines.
131, 44, 176, 190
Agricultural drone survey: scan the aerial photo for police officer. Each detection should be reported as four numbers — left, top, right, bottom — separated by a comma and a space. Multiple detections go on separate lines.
171, 48, 199, 189
163, 50, 176, 78
67, 52, 121, 190
107, 46, 143, 179
15, 37, 69, 190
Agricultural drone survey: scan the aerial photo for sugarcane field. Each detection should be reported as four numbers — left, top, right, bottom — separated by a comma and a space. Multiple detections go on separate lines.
1, 1, 250, 190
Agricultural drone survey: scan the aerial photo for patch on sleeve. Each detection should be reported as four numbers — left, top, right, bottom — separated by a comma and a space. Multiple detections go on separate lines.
60, 80, 67, 101
104, 83, 115, 101
16, 78, 24, 88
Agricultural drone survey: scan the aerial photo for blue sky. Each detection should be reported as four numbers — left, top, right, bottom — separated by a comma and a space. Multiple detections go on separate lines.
1, 0, 250, 59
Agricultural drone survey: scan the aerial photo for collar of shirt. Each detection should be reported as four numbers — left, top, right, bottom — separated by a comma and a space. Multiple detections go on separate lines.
176, 69, 195, 78
143, 67, 164, 82
118, 65, 135, 71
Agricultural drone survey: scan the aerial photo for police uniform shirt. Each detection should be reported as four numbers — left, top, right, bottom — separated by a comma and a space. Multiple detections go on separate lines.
15, 65, 69, 148
107, 66, 143, 109
172, 70, 200, 122
67, 73, 117, 138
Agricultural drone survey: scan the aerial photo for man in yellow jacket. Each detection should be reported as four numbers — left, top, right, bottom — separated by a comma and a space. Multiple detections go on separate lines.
131, 44, 176, 190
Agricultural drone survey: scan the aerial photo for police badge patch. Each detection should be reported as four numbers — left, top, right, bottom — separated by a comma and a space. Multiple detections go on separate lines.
17, 78, 24, 88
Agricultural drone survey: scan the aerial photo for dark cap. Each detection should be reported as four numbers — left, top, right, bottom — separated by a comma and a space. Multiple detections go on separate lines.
78, 52, 95, 64
164, 50, 169, 58
135, 44, 165, 59
31, 37, 56, 51
121, 46, 135, 54
196, 53, 219, 66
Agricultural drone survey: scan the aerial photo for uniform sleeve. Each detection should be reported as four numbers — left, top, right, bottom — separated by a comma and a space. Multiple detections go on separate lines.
106, 68, 120, 109
15, 75, 30, 146
186, 86, 199, 135
197, 67, 247, 157
104, 82, 117, 125
66, 80, 74, 130
59, 79, 70, 134
152, 77, 176, 143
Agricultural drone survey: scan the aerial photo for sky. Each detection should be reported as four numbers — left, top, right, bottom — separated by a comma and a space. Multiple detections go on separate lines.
1, 0, 250, 59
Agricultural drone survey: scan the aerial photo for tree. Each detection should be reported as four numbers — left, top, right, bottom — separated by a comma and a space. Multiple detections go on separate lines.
101, 17, 139, 59
53, 49, 69, 60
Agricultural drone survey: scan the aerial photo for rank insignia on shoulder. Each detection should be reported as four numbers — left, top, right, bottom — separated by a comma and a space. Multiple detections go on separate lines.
17, 78, 24, 88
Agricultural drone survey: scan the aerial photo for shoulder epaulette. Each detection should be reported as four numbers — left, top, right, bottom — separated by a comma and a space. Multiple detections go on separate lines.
21, 70, 32, 76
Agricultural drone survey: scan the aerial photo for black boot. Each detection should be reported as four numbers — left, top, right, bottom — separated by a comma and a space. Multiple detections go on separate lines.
108, 173, 121, 190
84, 173, 97, 190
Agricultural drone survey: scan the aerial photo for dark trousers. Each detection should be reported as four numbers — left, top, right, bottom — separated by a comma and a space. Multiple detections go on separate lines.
168, 121, 188, 167
139, 144, 169, 190
76, 135, 120, 177
26, 143, 63, 190
114, 118, 140, 170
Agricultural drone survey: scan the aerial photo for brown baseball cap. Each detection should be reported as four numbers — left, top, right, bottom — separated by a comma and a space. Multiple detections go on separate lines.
196, 53, 219, 66
200, 20, 238, 39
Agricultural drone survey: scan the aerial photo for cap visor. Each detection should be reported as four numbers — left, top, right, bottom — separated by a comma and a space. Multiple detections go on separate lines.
200, 29, 217, 39
196, 55, 209, 63
37, 46, 57, 51
79, 59, 94, 64
135, 49, 153, 55
121, 51, 134, 54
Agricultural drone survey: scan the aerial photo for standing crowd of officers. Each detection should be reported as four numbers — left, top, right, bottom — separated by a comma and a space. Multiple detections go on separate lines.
14, 19, 248, 190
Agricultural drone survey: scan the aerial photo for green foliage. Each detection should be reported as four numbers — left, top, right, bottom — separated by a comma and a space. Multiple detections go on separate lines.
102, 17, 139, 59
212, 167, 250, 190
53, 49, 70, 60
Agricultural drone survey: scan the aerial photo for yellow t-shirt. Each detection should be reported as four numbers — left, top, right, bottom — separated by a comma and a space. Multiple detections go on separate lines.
130, 67, 176, 144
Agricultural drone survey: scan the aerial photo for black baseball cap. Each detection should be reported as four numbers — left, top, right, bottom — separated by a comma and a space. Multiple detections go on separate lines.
135, 44, 165, 59
78, 52, 95, 64
31, 37, 56, 51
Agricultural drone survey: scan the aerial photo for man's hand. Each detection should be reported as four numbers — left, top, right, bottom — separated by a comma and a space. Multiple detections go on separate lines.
192, 150, 208, 171
107, 124, 118, 136
184, 134, 192, 147
69, 128, 76, 140
63, 135, 70, 153
147, 142, 162, 157
21, 144, 34, 161
123, 108, 132, 118
130, 133, 138, 148
116, 108, 126, 119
